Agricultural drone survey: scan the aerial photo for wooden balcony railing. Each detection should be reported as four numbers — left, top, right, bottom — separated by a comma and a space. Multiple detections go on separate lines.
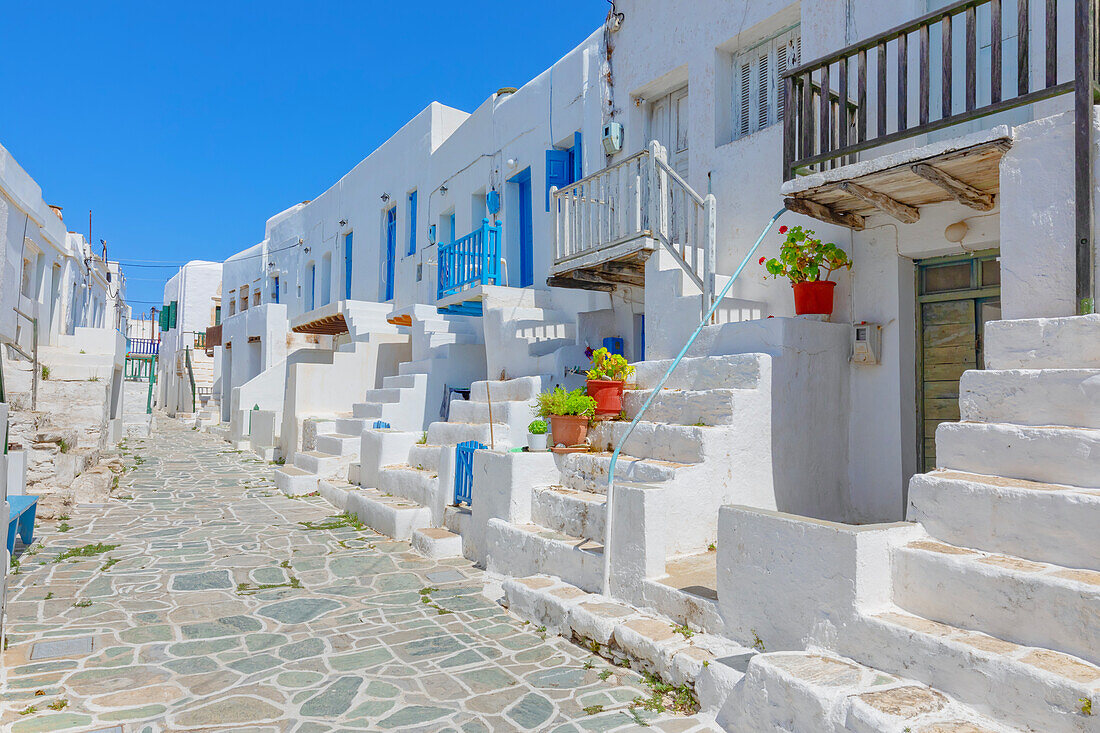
782, 0, 1098, 312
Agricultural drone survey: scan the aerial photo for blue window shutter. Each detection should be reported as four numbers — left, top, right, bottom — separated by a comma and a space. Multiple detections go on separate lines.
572, 131, 583, 181
545, 148, 572, 211
407, 191, 417, 255
274, 276, 280, 304
344, 232, 353, 300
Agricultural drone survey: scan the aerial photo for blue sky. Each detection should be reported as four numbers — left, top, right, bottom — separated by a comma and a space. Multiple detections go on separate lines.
2, 1, 606, 312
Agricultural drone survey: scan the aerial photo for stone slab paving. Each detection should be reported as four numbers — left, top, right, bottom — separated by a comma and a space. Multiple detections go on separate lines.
1, 418, 717, 732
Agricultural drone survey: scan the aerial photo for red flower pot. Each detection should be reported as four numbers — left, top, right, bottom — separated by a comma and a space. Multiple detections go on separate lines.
586, 379, 625, 419
792, 281, 837, 316
549, 414, 590, 447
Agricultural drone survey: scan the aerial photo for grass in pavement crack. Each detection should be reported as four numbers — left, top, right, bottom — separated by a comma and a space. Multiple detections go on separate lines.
54, 543, 119, 563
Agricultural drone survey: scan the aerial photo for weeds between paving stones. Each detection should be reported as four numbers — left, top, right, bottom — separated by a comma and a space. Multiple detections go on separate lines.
631, 671, 699, 715
100, 557, 120, 571
298, 513, 365, 531
236, 576, 302, 595
54, 543, 119, 563
597, 669, 613, 681
418, 586, 453, 615
670, 623, 694, 639
72, 599, 92, 608
46, 699, 67, 711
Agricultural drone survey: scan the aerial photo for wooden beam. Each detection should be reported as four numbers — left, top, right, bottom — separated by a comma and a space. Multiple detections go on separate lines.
837, 182, 920, 223
595, 261, 646, 278
571, 269, 644, 288
910, 163, 995, 210
546, 276, 614, 293
783, 197, 866, 230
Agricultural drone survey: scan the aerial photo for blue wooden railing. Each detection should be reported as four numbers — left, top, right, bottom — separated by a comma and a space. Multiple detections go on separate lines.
127, 337, 159, 356
437, 218, 502, 299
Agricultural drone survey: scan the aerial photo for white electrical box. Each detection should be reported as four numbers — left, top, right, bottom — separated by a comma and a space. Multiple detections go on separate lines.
851, 322, 882, 365
602, 122, 624, 154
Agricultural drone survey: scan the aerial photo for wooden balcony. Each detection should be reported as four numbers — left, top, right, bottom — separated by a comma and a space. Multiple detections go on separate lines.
779, 0, 1097, 311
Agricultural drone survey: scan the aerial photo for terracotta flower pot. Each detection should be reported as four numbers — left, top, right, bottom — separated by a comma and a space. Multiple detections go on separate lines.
586, 379, 625, 419
792, 280, 837, 316
549, 414, 589, 447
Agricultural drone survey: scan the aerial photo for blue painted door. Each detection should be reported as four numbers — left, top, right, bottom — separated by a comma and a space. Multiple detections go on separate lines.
308, 265, 315, 310
273, 276, 279, 304
344, 232, 353, 300
453, 440, 486, 506
517, 171, 534, 287
384, 209, 396, 301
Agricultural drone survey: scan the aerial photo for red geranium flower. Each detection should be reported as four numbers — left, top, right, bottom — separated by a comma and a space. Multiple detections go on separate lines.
758, 256, 766, 264
779, 225, 788, 234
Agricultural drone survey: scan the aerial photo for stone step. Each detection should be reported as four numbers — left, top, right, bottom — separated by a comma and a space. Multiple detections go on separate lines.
469, 376, 544, 403
362, 387, 402, 404
484, 520, 604, 593
274, 465, 318, 497
317, 478, 356, 511
426, 421, 512, 448
936, 422, 1100, 489
531, 486, 606, 542
587, 421, 706, 464
908, 470, 1100, 571
314, 432, 360, 458
334, 417, 370, 436
411, 527, 463, 559
292, 449, 353, 477
528, 337, 576, 358
985, 314, 1100, 370
722, 650, 1025, 733
376, 464, 438, 508
447, 400, 535, 428
406, 444, 443, 472
502, 575, 751, 704
893, 538, 1100, 666
622, 388, 758, 426
382, 373, 421, 390
634, 353, 766, 392
557, 452, 684, 495
853, 609, 1100, 733
351, 402, 384, 420
960, 368, 1100, 429
345, 486, 431, 540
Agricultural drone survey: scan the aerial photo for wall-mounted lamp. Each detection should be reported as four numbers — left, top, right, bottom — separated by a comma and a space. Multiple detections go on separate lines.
506, 158, 518, 170
439, 185, 448, 196
303, 246, 311, 254
944, 221, 969, 243
339, 219, 347, 227
380, 193, 390, 203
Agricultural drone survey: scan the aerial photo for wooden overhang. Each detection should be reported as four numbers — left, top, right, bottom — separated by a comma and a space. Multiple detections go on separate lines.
547, 251, 651, 293
782, 137, 1011, 231
387, 314, 413, 327
291, 312, 349, 336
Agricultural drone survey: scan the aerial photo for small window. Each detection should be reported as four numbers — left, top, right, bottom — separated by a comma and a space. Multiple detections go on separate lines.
407, 191, 418, 255
214, 306, 221, 325
733, 27, 801, 141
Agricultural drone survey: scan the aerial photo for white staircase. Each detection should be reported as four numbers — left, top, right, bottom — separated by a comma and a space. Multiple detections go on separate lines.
839, 314, 1100, 733
274, 372, 428, 496
484, 353, 773, 606
325, 375, 546, 549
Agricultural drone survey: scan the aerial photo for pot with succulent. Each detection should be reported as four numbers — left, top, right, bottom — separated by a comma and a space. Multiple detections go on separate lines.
761, 225, 852, 316
534, 387, 597, 451
527, 419, 549, 452
584, 346, 635, 419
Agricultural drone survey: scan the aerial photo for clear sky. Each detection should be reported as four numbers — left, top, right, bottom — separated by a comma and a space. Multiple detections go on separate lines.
2, 1, 607, 313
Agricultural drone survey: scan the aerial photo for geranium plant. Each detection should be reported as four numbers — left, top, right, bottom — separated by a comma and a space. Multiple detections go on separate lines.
761, 225, 852, 284
585, 347, 635, 382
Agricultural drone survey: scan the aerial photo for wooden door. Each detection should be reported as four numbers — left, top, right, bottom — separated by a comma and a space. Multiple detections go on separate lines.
649, 85, 689, 179
917, 252, 1001, 472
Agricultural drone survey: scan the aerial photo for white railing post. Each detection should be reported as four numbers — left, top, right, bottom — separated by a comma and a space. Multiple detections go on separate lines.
550, 186, 560, 262
703, 193, 717, 322
646, 141, 662, 238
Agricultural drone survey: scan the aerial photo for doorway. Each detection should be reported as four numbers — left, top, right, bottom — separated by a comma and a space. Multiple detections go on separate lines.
649, 85, 689, 179
509, 168, 534, 287
916, 251, 1001, 472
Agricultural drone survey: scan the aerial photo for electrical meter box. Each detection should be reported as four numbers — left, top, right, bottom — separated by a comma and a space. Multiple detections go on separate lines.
602, 122, 624, 154
851, 322, 882, 365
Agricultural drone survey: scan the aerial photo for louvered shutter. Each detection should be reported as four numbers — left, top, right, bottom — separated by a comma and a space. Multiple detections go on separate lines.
733, 27, 801, 141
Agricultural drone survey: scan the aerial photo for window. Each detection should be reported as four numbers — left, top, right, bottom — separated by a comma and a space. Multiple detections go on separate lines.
407, 191, 417, 255
733, 27, 800, 140
215, 306, 221, 325
545, 131, 583, 210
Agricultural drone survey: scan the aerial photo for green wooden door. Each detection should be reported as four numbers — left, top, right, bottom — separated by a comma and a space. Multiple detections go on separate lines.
917, 252, 1001, 472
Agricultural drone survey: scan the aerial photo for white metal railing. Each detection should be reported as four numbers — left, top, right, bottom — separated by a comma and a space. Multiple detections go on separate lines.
551, 141, 717, 320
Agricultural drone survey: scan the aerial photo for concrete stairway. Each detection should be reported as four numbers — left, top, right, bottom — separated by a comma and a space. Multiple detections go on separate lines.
485, 353, 771, 601
843, 314, 1100, 733
330, 376, 545, 551
274, 373, 428, 496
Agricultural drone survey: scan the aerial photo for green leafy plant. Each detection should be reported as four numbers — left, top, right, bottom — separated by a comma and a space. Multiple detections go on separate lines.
670, 623, 695, 639
582, 704, 604, 715
1081, 697, 1093, 716
597, 669, 612, 681
54, 543, 119, 563
534, 387, 596, 419
47, 699, 68, 711
73, 599, 92, 608
527, 419, 548, 435
40, 365, 50, 380
417, 431, 428, 445
762, 225, 852, 284
585, 347, 635, 382
57, 438, 72, 454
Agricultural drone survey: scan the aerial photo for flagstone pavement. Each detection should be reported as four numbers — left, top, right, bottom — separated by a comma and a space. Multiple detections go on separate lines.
1, 417, 717, 732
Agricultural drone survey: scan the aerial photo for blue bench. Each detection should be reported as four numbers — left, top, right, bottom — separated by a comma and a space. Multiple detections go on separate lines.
7, 495, 38, 554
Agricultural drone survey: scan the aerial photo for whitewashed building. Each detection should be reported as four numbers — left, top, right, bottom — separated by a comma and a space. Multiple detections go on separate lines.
190, 0, 1099, 729
154, 261, 222, 417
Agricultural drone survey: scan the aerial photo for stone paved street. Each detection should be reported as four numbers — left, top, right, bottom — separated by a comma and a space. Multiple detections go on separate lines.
1, 418, 716, 732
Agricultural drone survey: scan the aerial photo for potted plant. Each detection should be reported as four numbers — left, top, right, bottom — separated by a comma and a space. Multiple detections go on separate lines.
534, 387, 597, 448
527, 419, 549, 452
584, 347, 635, 419
761, 225, 852, 316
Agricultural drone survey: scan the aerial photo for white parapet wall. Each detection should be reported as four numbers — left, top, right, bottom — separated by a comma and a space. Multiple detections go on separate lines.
716, 504, 920, 652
